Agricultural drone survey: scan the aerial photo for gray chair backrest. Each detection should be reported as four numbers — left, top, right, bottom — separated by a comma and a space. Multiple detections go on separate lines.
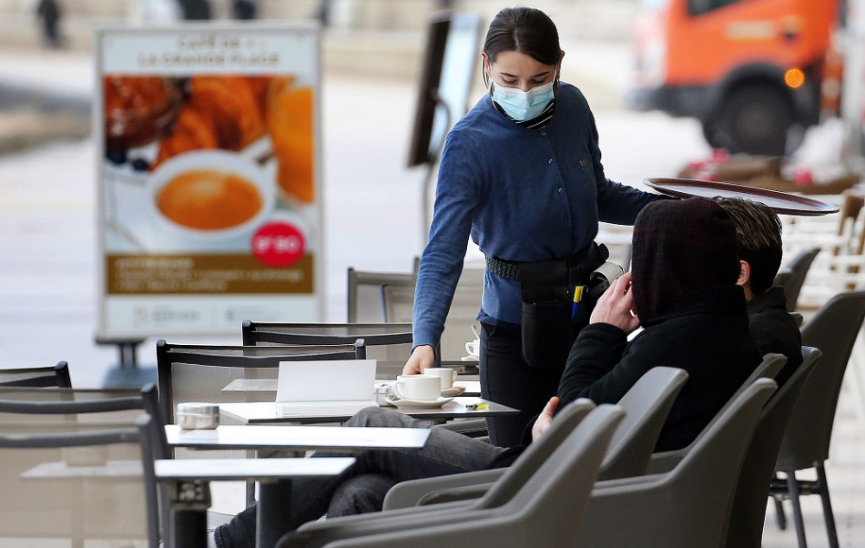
646, 353, 786, 474
725, 346, 821, 548
380, 399, 595, 511
288, 405, 624, 548
598, 366, 689, 480
774, 246, 820, 311
777, 289, 865, 470
389, 367, 688, 509
577, 379, 777, 548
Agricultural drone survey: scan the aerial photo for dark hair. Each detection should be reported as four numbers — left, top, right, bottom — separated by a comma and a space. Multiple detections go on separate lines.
715, 197, 783, 293
482, 7, 561, 85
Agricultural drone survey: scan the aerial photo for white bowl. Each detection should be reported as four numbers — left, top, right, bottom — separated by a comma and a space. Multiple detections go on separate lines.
176, 402, 220, 430
147, 150, 275, 249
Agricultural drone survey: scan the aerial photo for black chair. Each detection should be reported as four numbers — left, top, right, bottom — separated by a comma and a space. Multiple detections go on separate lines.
155, 338, 363, 507
242, 320, 413, 378
155, 338, 363, 425
770, 289, 865, 548
0, 360, 72, 387
0, 385, 159, 548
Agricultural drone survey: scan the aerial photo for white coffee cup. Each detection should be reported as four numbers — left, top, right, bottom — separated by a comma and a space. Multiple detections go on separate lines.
465, 338, 480, 358
393, 375, 441, 401
424, 367, 456, 389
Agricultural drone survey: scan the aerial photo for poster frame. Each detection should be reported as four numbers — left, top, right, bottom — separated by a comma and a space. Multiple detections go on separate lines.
93, 22, 325, 340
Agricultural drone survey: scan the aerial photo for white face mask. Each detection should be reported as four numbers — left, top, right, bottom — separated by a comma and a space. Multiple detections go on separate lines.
491, 81, 555, 121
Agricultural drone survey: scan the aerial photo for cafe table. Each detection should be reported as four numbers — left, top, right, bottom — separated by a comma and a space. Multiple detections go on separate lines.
217, 396, 517, 425
164, 424, 430, 548
221, 378, 483, 397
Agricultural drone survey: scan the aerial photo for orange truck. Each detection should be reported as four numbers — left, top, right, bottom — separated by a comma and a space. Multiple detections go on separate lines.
628, 0, 844, 157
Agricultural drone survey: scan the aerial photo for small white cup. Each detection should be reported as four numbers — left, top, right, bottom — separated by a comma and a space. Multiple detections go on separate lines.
465, 338, 480, 358
424, 367, 456, 389
393, 375, 441, 401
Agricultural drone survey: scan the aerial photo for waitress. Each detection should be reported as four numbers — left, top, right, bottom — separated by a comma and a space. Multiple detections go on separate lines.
403, 6, 663, 447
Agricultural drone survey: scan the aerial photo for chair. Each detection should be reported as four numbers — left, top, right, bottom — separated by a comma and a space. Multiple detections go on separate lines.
573, 379, 777, 548
155, 338, 364, 425
382, 265, 484, 362
0, 386, 159, 548
156, 339, 364, 507
382, 367, 690, 510
0, 360, 72, 387
242, 320, 413, 379
725, 346, 820, 548
769, 289, 865, 548
276, 403, 625, 548
346, 266, 417, 323
646, 352, 787, 473
774, 246, 820, 311
382, 398, 595, 511
790, 191, 865, 307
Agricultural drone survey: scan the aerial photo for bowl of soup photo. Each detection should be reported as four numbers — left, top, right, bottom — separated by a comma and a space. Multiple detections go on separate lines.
148, 150, 275, 248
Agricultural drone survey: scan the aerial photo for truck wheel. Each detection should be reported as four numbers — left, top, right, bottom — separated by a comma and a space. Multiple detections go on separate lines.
718, 85, 794, 156
701, 120, 725, 149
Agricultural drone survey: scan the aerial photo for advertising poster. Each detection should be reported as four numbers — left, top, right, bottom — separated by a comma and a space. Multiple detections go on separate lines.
95, 25, 323, 338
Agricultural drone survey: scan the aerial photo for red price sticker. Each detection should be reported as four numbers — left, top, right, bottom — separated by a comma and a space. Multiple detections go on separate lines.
251, 221, 306, 267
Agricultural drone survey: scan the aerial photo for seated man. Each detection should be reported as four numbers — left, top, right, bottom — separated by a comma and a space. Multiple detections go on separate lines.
212, 197, 761, 548
716, 197, 803, 387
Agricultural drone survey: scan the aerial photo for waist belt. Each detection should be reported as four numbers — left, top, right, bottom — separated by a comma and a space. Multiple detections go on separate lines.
486, 244, 607, 285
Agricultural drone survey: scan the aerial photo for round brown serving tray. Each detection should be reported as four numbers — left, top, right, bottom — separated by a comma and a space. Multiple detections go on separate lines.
644, 178, 840, 216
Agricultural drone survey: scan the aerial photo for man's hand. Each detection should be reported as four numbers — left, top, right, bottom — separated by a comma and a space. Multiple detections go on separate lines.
589, 271, 640, 334
402, 345, 436, 375
532, 396, 560, 442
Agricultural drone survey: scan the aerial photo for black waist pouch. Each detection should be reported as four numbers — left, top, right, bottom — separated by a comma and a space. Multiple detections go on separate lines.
518, 243, 611, 370
519, 259, 573, 370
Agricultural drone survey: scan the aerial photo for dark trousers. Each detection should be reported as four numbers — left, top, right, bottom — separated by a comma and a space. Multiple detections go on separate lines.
479, 322, 565, 448
214, 408, 502, 548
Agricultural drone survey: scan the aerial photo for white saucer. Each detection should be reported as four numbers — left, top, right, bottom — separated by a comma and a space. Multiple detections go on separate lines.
461, 355, 479, 362
441, 386, 465, 398
384, 395, 455, 409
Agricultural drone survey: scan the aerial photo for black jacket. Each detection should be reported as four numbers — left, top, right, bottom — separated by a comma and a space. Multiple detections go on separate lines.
557, 285, 762, 452
746, 286, 803, 388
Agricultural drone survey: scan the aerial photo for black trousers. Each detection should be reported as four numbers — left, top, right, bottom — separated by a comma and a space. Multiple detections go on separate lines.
479, 321, 565, 448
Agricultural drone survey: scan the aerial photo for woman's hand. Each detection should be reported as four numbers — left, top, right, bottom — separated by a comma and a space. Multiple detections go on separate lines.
589, 271, 640, 334
402, 345, 436, 375
532, 396, 560, 442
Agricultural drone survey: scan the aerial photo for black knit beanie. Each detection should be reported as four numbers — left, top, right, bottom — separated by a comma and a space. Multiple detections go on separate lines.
631, 197, 740, 323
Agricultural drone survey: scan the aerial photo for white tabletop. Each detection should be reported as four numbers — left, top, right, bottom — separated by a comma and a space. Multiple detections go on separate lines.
22, 459, 142, 480
218, 397, 517, 425
165, 424, 430, 451
154, 457, 356, 481
222, 378, 482, 397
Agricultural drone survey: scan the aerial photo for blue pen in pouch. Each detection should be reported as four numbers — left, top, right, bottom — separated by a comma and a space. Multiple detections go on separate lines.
571, 285, 585, 321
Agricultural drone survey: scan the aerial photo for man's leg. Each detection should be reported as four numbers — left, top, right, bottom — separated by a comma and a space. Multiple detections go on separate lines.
213, 408, 504, 548
326, 474, 398, 517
